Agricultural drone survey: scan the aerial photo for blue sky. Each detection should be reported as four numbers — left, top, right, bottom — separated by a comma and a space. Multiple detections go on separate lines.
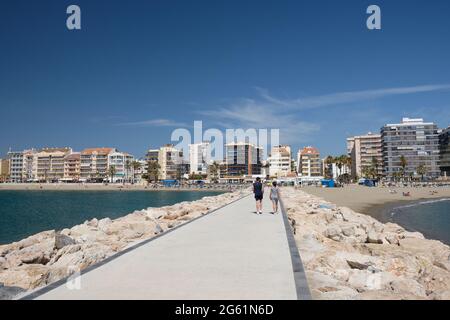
1, 0, 450, 159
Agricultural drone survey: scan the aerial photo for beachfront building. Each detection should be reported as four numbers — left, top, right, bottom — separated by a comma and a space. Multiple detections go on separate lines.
63, 153, 81, 182
297, 146, 321, 177
108, 151, 134, 183
189, 142, 211, 175
347, 132, 383, 179
439, 126, 450, 177
223, 142, 263, 180
34, 148, 72, 182
7, 150, 25, 182
0, 159, 10, 182
80, 148, 116, 181
381, 118, 440, 179
145, 149, 160, 162
268, 145, 292, 178
158, 144, 184, 180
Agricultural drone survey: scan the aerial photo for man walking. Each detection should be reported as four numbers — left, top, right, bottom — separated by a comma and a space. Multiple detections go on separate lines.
253, 177, 264, 214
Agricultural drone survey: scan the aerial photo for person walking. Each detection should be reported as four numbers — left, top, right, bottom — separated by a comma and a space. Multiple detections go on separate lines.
253, 177, 264, 214
269, 181, 280, 214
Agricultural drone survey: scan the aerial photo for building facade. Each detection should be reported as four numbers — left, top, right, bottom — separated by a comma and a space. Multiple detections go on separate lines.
108, 151, 134, 182
224, 142, 263, 177
7, 151, 25, 182
158, 144, 183, 180
189, 142, 211, 175
347, 132, 383, 179
34, 148, 72, 182
297, 146, 321, 177
439, 126, 450, 177
0, 159, 10, 182
80, 148, 116, 181
268, 145, 292, 178
381, 118, 440, 179
64, 153, 81, 181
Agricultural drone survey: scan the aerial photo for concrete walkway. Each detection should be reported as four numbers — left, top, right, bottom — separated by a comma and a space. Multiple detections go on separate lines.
29, 193, 308, 300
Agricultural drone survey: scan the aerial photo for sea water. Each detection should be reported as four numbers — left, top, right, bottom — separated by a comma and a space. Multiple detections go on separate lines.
0, 190, 222, 244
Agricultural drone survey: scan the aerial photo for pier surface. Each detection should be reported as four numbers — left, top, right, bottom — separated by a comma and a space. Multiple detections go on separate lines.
28, 194, 310, 300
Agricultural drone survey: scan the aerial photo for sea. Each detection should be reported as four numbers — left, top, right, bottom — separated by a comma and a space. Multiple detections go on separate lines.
0, 190, 223, 244
388, 198, 450, 245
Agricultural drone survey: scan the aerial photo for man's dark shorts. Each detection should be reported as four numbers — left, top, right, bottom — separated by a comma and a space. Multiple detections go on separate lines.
255, 194, 263, 201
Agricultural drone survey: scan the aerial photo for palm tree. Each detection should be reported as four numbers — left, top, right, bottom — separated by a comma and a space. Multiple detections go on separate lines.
416, 164, 427, 181
371, 157, 379, 179
132, 161, 142, 183
324, 156, 334, 179
146, 160, 160, 182
124, 160, 131, 184
108, 165, 117, 183
208, 161, 220, 183
399, 155, 407, 181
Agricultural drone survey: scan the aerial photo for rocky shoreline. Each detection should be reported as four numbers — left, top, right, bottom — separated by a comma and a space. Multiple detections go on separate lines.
282, 187, 450, 300
0, 190, 246, 300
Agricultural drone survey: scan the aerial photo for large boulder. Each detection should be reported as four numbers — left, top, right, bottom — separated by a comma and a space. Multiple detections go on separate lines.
0, 264, 50, 290
55, 232, 76, 250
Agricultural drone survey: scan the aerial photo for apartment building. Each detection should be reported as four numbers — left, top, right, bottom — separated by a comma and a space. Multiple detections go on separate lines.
347, 132, 383, 179
268, 145, 292, 178
63, 153, 81, 181
297, 146, 321, 177
381, 118, 440, 179
439, 126, 450, 177
224, 142, 263, 177
7, 150, 25, 182
80, 148, 116, 181
34, 148, 72, 181
108, 151, 134, 182
0, 159, 10, 182
158, 144, 183, 180
189, 142, 211, 175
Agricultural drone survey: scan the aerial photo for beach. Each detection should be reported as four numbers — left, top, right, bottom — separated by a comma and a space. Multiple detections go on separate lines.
302, 185, 450, 221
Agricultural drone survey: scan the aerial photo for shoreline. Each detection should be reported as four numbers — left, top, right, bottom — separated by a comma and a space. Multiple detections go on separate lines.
302, 185, 450, 245
0, 183, 238, 193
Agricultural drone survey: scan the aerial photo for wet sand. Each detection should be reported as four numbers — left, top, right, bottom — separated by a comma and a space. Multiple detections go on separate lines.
302, 185, 450, 223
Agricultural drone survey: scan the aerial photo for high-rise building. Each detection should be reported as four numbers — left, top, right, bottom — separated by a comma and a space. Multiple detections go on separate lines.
158, 144, 183, 180
381, 118, 440, 179
297, 147, 321, 177
347, 132, 383, 178
224, 142, 263, 177
189, 142, 211, 175
268, 145, 292, 177
64, 152, 81, 181
439, 126, 450, 177
145, 149, 160, 162
80, 148, 116, 181
34, 147, 72, 181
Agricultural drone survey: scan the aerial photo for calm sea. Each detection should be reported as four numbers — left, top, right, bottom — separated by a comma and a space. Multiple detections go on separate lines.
0, 190, 223, 244
389, 198, 450, 245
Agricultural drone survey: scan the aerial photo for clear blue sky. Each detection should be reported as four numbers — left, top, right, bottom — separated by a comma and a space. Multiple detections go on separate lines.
1, 0, 449, 159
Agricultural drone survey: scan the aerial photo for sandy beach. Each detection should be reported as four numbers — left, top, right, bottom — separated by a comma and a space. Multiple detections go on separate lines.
302, 185, 450, 222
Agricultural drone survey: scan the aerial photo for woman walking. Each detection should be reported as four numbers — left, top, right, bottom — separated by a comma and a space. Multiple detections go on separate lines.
269, 181, 280, 214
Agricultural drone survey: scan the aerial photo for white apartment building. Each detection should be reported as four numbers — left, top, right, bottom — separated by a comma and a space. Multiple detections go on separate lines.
297, 146, 321, 177
108, 151, 134, 183
347, 132, 383, 178
268, 145, 292, 178
159, 144, 183, 180
189, 142, 211, 175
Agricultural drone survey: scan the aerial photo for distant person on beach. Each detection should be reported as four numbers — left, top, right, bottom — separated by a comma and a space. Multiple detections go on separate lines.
253, 177, 264, 214
269, 181, 280, 214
